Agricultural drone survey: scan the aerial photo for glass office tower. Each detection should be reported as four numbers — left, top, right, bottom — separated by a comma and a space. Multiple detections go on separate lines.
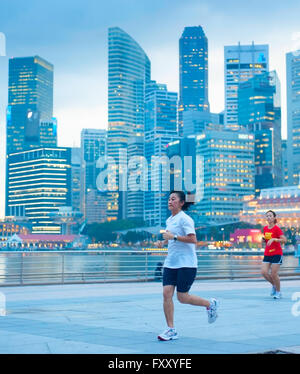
286, 51, 300, 185
178, 26, 209, 136
6, 147, 71, 234
224, 43, 268, 130
80, 129, 107, 224
194, 127, 255, 226
238, 71, 282, 194
7, 56, 54, 155
144, 81, 179, 226
107, 27, 151, 220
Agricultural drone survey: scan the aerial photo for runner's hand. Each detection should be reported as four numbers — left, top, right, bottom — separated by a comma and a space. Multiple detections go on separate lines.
266, 238, 275, 246
163, 231, 174, 241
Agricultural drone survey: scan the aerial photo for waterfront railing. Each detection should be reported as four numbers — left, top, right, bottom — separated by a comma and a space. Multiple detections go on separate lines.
0, 250, 299, 286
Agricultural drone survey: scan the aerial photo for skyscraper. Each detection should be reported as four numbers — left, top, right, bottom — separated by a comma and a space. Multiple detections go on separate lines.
194, 127, 255, 226
144, 81, 179, 226
224, 43, 269, 130
39, 119, 57, 147
286, 51, 300, 185
7, 56, 54, 155
107, 27, 151, 220
238, 71, 282, 194
71, 147, 81, 213
6, 147, 71, 234
179, 26, 209, 136
80, 129, 107, 224
126, 136, 145, 221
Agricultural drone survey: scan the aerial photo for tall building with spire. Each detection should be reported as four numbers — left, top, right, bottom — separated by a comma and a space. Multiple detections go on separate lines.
178, 26, 209, 136
107, 27, 151, 220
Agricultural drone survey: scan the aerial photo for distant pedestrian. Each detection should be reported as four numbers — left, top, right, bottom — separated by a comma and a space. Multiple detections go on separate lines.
156, 190, 219, 341
154, 262, 163, 281
261, 210, 287, 299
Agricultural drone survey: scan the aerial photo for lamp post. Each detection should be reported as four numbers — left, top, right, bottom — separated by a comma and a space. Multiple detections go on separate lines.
221, 227, 225, 244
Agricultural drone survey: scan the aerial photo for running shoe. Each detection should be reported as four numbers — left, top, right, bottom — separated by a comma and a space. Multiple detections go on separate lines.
157, 328, 178, 341
273, 291, 282, 299
207, 298, 219, 324
270, 285, 276, 297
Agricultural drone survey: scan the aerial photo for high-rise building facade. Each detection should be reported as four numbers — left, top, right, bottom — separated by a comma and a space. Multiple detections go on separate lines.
182, 110, 223, 137
7, 56, 54, 155
6, 147, 71, 234
144, 81, 179, 226
224, 43, 269, 130
80, 129, 107, 224
286, 51, 300, 185
166, 137, 196, 196
238, 71, 282, 194
281, 140, 289, 186
194, 127, 255, 226
178, 26, 209, 136
107, 27, 151, 220
39, 119, 57, 147
71, 147, 81, 213
126, 136, 145, 221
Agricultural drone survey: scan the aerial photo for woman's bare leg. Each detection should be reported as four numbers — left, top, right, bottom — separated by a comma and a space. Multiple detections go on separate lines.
271, 264, 281, 291
261, 262, 273, 285
163, 286, 175, 328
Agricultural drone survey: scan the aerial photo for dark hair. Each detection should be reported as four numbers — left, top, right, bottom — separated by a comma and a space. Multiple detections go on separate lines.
266, 210, 277, 224
169, 190, 194, 211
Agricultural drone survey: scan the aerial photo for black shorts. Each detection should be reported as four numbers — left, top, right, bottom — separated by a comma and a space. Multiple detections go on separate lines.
262, 255, 283, 265
162, 267, 197, 293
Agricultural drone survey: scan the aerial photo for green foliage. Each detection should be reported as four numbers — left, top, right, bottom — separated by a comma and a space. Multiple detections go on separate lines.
84, 219, 146, 243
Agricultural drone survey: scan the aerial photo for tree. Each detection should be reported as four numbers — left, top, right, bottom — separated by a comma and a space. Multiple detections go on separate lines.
84, 219, 146, 243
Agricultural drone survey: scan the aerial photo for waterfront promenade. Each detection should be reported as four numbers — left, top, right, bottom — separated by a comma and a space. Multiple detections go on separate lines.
0, 278, 299, 354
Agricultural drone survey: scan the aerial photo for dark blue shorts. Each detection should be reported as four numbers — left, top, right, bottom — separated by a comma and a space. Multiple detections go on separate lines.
263, 255, 283, 265
162, 267, 197, 293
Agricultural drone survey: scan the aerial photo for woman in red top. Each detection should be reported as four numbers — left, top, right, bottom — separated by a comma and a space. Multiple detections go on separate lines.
261, 210, 287, 299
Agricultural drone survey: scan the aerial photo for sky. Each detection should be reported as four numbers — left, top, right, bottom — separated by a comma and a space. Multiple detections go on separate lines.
0, 0, 300, 218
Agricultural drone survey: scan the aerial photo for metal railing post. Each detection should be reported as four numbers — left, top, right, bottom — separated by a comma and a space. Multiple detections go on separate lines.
229, 252, 234, 280
20, 254, 24, 285
61, 253, 65, 284
145, 252, 148, 282
103, 251, 106, 283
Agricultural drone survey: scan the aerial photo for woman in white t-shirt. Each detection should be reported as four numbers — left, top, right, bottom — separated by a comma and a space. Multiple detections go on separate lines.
156, 191, 219, 341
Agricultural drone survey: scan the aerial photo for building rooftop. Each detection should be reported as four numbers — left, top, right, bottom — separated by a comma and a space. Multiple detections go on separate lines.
17, 234, 77, 242
0, 279, 300, 354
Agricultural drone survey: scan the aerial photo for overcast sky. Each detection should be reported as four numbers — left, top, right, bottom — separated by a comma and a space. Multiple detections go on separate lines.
0, 0, 300, 217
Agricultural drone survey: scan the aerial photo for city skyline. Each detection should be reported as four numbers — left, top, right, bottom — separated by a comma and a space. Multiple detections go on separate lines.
1, 0, 300, 218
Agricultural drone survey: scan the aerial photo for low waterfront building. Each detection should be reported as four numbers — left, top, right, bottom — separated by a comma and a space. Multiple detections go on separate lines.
230, 229, 263, 245
1, 233, 88, 249
240, 185, 300, 228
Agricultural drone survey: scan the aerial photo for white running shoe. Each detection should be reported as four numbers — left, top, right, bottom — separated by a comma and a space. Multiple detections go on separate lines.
207, 298, 219, 324
270, 285, 276, 297
157, 327, 178, 341
157, 328, 178, 341
273, 291, 282, 299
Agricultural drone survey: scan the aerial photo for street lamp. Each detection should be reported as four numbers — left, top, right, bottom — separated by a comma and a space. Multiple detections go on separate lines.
221, 227, 225, 243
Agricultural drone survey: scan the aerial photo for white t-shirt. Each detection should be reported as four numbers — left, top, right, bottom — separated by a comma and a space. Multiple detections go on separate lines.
163, 210, 198, 269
